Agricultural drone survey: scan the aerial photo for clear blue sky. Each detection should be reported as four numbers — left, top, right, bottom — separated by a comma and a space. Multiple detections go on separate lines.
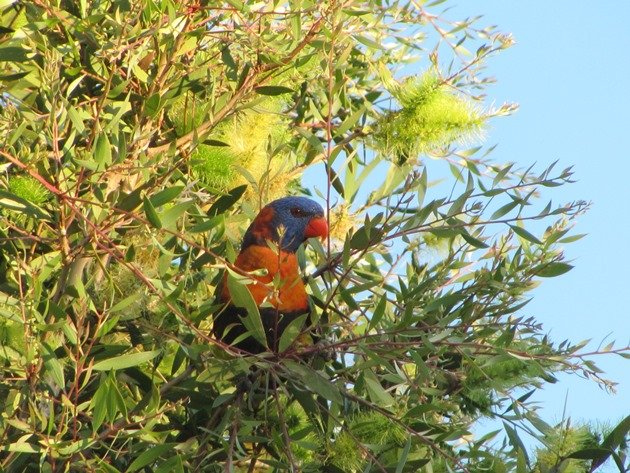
450, 1, 630, 429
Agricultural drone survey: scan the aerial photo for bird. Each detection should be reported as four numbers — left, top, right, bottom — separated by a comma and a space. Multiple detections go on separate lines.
212, 196, 328, 354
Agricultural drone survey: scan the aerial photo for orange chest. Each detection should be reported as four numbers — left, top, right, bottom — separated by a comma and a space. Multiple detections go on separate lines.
221, 246, 309, 313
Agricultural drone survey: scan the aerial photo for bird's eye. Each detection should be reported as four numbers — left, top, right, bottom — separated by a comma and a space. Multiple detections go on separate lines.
290, 208, 308, 218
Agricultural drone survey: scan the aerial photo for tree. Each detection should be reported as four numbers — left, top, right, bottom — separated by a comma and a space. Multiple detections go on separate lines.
0, 1, 628, 471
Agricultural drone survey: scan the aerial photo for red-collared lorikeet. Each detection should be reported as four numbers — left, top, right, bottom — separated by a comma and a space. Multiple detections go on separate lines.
213, 196, 328, 353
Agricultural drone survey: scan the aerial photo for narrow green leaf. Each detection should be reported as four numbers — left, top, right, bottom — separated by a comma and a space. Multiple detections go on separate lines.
0, 71, 29, 81
417, 167, 428, 207
41, 343, 65, 389
190, 214, 223, 233
493, 163, 514, 187
3, 440, 41, 453
203, 139, 230, 147
207, 184, 247, 216
0, 190, 51, 220
278, 313, 309, 352
503, 422, 530, 465
143, 196, 162, 229
566, 448, 610, 461
296, 127, 324, 153
368, 296, 387, 331
354, 34, 380, 49
96, 315, 121, 337
226, 271, 267, 348
288, 362, 342, 404
535, 262, 573, 278
461, 231, 489, 249
94, 134, 112, 170
154, 455, 185, 473
0, 45, 27, 62
491, 200, 519, 220
92, 350, 162, 371
56, 439, 95, 456
91, 377, 109, 432
220, 46, 237, 79
336, 105, 366, 136
150, 186, 184, 208
395, 437, 412, 473
326, 163, 344, 197
557, 233, 587, 244
254, 85, 294, 96
145, 94, 162, 117
127, 443, 176, 472
160, 200, 194, 230
602, 415, 630, 449
509, 224, 542, 244
364, 371, 394, 407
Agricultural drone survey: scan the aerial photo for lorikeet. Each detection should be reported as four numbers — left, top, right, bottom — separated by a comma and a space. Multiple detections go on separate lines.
213, 196, 328, 353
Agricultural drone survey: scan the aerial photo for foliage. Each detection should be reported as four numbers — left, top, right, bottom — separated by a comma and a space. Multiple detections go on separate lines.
0, 0, 628, 471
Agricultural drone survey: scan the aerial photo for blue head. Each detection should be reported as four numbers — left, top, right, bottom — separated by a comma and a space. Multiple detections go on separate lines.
241, 196, 328, 253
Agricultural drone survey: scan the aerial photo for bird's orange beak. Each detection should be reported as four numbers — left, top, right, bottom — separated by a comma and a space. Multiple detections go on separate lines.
304, 216, 328, 240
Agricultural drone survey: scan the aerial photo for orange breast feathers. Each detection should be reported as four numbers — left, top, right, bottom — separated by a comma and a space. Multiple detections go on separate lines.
220, 245, 310, 314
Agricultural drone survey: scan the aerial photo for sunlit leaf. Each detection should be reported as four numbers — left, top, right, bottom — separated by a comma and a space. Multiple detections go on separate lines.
92, 350, 162, 371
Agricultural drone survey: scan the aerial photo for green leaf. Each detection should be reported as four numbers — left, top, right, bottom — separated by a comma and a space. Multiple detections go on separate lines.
286, 361, 342, 404
203, 138, 230, 147
254, 85, 294, 96
109, 296, 139, 318
154, 455, 185, 473
557, 233, 587, 244
354, 34, 380, 49
566, 448, 611, 461
226, 271, 267, 349
461, 230, 489, 249
326, 163, 345, 197
601, 415, 630, 450
94, 134, 112, 170
127, 444, 176, 472
503, 423, 530, 465
491, 200, 519, 220
150, 186, 184, 207
509, 224, 542, 244
207, 184, 247, 216
0, 189, 51, 220
0, 71, 29, 81
190, 214, 223, 233
56, 439, 96, 456
278, 313, 309, 352
0, 45, 27, 62
41, 342, 65, 389
3, 439, 41, 453
364, 370, 395, 407
588, 415, 630, 470
493, 163, 514, 187
368, 296, 387, 331
396, 437, 412, 473
91, 376, 109, 432
296, 127, 324, 154
92, 350, 162, 371
145, 94, 162, 117
143, 196, 162, 229
160, 200, 194, 230
535, 262, 573, 278
447, 190, 472, 217
336, 105, 366, 136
